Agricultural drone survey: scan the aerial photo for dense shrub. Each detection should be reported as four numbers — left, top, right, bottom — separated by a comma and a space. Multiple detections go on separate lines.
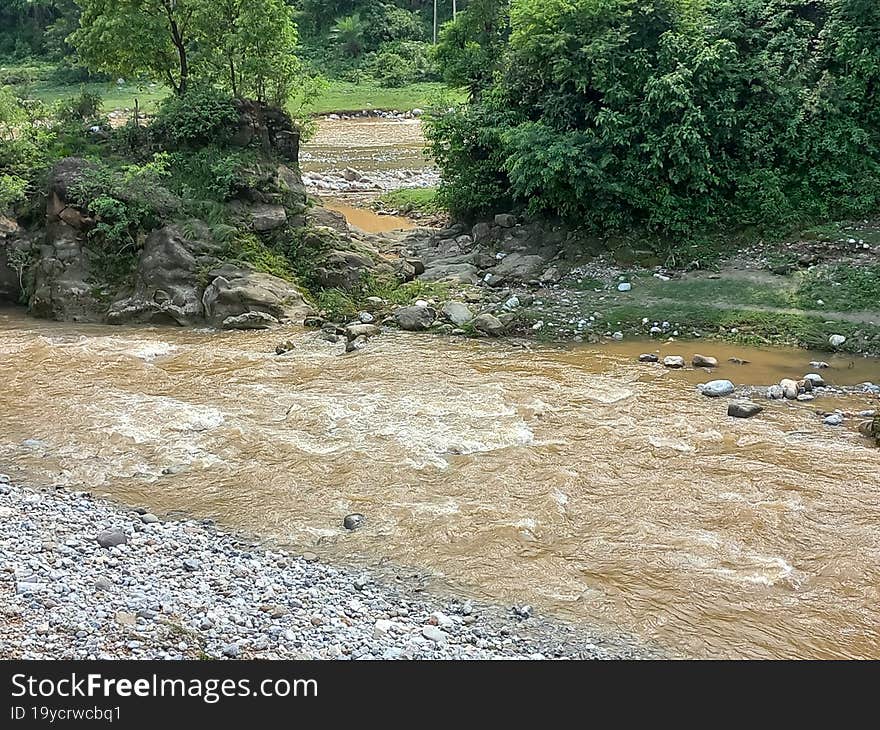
54, 89, 102, 124
427, 0, 880, 235
0, 86, 53, 214
150, 86, 239, 150
369, 41, 436, 87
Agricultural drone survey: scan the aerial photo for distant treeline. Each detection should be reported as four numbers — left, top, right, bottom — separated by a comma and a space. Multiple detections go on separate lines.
0, 1, 471, 88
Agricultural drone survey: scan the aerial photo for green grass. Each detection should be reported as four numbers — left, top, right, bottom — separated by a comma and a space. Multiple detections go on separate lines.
375, 187, 442, 216
1, 60, 166, 112
310, 81, 461, 114
603, 302, 880, 354
634, 275, 795, 309
793, 265, 880, 312
2, 60, 461, 116
628, 267, 880, 315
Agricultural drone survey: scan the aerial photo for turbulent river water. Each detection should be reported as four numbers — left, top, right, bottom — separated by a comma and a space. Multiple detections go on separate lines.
2, 309, 880, 658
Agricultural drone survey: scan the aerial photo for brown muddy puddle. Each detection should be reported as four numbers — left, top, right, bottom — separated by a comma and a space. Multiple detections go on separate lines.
320, 199, 415, 233
1, 309, 879, 658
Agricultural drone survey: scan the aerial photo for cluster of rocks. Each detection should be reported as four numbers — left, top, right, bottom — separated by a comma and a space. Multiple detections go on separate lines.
299, 295, 523, 355
302, 169, 439, 194
766, 374, 826, 402
322, 109, 424, 122
645, 353, 880, 438
0, 476, 646, 660
404, 216, 570, 290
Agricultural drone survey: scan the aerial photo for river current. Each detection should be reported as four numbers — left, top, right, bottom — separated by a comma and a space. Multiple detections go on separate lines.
2, 310, 879, 658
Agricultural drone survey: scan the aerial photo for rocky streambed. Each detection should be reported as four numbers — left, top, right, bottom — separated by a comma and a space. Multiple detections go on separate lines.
0, 475, 647, 661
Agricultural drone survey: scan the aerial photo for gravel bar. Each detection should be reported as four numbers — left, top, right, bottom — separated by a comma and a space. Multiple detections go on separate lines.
0, 475, 652, 660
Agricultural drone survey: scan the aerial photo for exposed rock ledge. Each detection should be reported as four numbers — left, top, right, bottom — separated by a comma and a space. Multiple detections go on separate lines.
2, 158, 316, 329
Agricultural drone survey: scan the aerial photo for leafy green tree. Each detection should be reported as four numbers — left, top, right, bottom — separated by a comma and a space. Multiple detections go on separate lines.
429, 0, 880, 234
72, 0, 197, 95
194, 0, 302, 105
434, 0, 509, 100
331, 13, 368, 58
72, 0, 303, 103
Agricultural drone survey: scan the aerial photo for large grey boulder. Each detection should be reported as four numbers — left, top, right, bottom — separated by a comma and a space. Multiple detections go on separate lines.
222, 311, 279, 330
28, 160, 108, 321
699, 380, 735, 398
0, 216, 29, 304
473, 313, 506, 336
202, 265, 313, 326
728, 401, 763, 419
394, 305, 436, 331
488, 253, 547, 285
441, 301, 474, 326
421, 262, 479, 285
249, 204, 288, 232
314, 250, 374, 291
108, 224, 219, 326
29, 220, 106, 322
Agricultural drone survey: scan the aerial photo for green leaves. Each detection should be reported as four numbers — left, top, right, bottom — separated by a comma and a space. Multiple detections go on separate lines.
430, 0, 880, 236
71, 0, 303, 105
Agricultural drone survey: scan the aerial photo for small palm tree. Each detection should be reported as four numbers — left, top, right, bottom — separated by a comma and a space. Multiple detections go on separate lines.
331, 13, 366, 58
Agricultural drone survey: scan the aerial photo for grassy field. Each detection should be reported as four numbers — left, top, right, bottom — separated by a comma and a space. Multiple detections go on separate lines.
309, 81, 461, 115
1, 61, 459, 116
375, 187, 442, 215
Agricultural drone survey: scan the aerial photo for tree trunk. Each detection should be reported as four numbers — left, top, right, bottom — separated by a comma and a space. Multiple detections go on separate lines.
160, 0, 189, 95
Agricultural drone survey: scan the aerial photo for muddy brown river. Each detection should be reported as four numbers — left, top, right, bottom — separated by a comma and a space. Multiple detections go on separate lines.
2, 309, 879, 658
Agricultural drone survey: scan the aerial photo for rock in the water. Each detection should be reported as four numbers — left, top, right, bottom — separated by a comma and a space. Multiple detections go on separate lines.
275, 340, 296, 355
663, 356, 685, 369
473, 313, 506, 337
779, 379, 800, 400
617, 282, 632, 292
767, 384, 785, 400
393, 306, 435, 331
823, 413, 844, 426
728, 357, 750, 365
343, 513, 365, 531
700, 380, 735, 397
96, 530, 127, 549
345, 335, 369, 353
345, 323, 380, 341
803, 373, 825, 388
728, 401, 763, 419
639, 353, 659, 363
829, 334, 846, 347
809, 361, 830, 369
692, 354, 718, 368
203, 267, 313, 326
441, 301, 474, 326
222, 311, 279, 330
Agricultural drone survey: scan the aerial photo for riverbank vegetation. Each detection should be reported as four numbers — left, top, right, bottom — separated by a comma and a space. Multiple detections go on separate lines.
427, 0, 880, 242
